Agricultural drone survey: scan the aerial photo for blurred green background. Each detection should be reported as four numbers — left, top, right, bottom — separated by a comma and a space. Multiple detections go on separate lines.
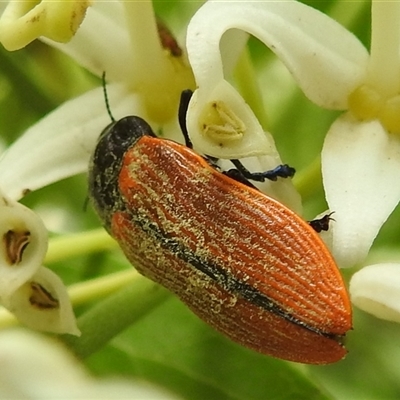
1, 1, 400, 399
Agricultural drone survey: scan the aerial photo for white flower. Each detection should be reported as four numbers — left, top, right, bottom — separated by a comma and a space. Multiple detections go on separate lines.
321, 2, 400, 269
0, 0, 96, 335
5, 0, 399, 328
0, 0, 211, 335
0, 1, 193, 200
184, 0, 400, 322
0, 0, 208, 337
350, 264, 400, 323
0, 195, 47, 298
0, 0, 300, 208
0, 0, 303, 339
0, 192, 78, 335
0, 0, 197, 336
0, 329, 180, 399
0, 0, 197, 333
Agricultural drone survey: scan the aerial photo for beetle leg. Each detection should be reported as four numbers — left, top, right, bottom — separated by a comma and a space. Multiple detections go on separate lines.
223, 169, 259, 189
308, 212, 335, 233
178, 89, 295, 185
203, 155, 220, 168
230, 159, 295, 182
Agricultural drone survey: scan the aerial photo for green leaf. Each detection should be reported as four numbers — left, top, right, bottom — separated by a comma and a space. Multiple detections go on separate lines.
310, 309, 400, 400
85, 297, 331, 400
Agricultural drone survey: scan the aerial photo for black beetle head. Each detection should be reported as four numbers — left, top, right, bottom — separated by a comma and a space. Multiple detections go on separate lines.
88, 116, 156, 229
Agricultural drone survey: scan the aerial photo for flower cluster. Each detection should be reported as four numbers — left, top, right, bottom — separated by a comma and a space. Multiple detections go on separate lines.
185, 1, 400, 322
0, 0, 400, 369
0, 181, 78, 334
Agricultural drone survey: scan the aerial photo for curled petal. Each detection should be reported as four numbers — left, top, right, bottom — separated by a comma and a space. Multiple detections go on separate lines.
187, 80, 274, 158
187, 1, 368, 110
350, 263, 400, 323
0, 84, 141, 201
0, 196, 47, 298
0, 0, 91, 51
3, 266, 80, 335
322, 113, 400, 267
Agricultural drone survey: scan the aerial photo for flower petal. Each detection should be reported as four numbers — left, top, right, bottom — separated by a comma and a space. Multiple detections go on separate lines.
0, 196, 47, 298
0, 0, 90, 51
187, 0, 368, 110
322, 113, 400, 267
0, 330, 181, 399
0, 83, 141, 200
350, 263, 400, 323
218, 156, 302, 214
41, 2, 133, 81
186, 80, 274, 158
3, 266, 80, 335
0, 330, 87, 393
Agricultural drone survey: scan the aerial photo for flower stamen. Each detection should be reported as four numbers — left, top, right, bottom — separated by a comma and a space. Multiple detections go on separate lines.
3, 229, 31, 265
200, 101, 246, 145
29, 282, 59, 310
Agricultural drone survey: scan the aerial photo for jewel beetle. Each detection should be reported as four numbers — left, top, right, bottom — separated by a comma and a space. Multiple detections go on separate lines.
88, 90, 351, 364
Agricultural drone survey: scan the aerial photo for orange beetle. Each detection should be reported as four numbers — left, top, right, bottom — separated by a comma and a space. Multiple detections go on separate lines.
88, 92, 351, 364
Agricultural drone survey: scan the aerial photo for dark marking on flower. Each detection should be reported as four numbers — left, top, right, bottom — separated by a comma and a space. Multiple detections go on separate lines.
29, 282, 60, 310
157, 18, 182, 57
3, 230, 31, 265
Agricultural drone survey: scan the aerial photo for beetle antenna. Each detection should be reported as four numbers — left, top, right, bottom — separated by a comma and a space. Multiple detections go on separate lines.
178, 89, 193, 148
102, 71, 115, 122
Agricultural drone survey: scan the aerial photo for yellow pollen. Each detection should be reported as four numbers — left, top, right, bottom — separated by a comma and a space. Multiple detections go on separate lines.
199, 100, 246, 145
348, 85, 400, 134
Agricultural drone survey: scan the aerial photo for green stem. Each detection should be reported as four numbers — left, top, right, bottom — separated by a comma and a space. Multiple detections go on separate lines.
0, 269, 141, 329
62, 274, 169, 358
46, 229, 116, 264
69, 269, 139, 306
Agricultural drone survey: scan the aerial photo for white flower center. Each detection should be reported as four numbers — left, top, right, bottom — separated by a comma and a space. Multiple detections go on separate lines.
348, 1, 400, 134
